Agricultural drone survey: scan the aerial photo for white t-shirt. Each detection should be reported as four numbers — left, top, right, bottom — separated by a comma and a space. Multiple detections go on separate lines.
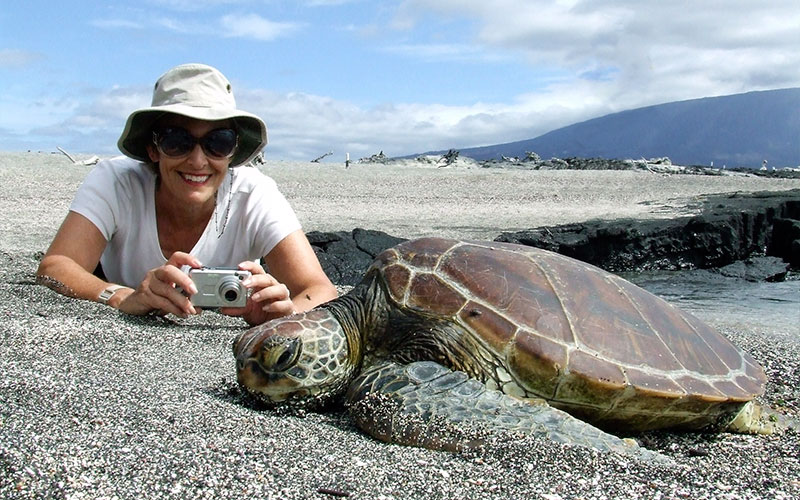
69, 156, 301, 287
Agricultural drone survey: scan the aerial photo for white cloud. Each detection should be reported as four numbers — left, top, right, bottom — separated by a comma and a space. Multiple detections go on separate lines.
152, 16, 219, 35
395, 0, 800, 103
91, 11, 302, 42
220, 13, 304, 41
90, 18, 144, 30
234, 86, 599, 160
10, 0, 800, 160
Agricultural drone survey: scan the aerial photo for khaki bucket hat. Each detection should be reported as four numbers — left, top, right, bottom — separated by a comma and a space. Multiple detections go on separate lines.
118, 63, 267, 167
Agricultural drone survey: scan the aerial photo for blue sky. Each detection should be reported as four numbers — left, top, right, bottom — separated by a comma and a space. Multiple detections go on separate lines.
2, 0, 799, 161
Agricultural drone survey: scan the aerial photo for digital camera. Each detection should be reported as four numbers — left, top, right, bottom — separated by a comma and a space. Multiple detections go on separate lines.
187, 268, 251, 308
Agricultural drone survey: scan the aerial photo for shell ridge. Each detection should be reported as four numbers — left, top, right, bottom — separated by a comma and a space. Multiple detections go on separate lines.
607, 275, 686, 383
526, 253, 750, 403
661, 299, 751, 385
430, 242, 559, 400
430, 241, 458, 274
401, 239, 465, 308
520, 253, 575, 400
608, 276, 754, 398
525, 253, 577, 347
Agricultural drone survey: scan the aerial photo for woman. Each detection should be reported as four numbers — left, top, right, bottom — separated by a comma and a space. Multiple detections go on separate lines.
37, 63, 338, 325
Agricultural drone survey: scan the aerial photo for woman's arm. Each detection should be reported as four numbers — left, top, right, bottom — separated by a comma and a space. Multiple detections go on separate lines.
266, 230, 339, 312
37, 211, 201, 317
37, 211, 126, 305
224, 229, 339, 325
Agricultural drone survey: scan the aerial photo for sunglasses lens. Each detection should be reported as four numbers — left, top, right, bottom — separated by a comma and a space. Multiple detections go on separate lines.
202, 129, 237, 158
157, 128, 195, 157
155, 127, 237, 159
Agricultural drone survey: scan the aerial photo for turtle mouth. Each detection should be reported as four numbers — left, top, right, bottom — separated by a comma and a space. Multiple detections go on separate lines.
250, 390, 331, 412
237, 358, 295, 396
236, 358, 322, 407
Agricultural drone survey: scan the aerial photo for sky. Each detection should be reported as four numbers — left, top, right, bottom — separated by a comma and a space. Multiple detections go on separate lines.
1, 0, 799, 162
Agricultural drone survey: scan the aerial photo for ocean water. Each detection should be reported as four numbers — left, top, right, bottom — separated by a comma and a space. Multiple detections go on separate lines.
624, 270, 800, 337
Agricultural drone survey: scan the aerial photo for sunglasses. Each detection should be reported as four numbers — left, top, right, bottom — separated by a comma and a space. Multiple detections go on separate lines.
152, 127, 238, 159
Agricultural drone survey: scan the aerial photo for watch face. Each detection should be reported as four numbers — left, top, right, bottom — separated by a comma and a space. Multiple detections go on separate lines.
99, 286, 122, 304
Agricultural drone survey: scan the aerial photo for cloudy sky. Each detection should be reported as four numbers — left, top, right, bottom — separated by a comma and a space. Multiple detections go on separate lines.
1, 0, 798, 161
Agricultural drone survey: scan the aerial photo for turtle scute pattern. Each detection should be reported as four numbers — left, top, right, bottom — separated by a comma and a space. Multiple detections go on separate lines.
235, 308, 355, 406
369, 238, 766, 432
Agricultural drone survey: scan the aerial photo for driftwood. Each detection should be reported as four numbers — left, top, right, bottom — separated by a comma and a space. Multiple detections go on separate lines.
358, 151, 389, 164
438, 149, 459, 167
311, 151, 334, 163
57, 147, 77, 163
524, 151, 541, 162
250, 152, 265, 165
57, 147, 99, 166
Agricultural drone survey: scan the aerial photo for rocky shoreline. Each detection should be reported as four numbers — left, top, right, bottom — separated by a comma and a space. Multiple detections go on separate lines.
382, 151, 800, 179
309, 189, 800, 286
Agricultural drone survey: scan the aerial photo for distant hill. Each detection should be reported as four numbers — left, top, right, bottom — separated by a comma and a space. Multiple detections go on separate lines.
420, 88, 800, 168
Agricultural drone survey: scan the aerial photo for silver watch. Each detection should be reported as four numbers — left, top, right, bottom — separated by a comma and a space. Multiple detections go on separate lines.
98, 285, 125, 304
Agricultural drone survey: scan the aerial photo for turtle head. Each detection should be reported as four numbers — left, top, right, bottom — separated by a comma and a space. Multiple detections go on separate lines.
233, 308, 357, 410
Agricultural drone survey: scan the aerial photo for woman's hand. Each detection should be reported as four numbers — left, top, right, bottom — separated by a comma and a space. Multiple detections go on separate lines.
116, 252, 203, 318
221, 231, 339, 326
220, 260, 295, 326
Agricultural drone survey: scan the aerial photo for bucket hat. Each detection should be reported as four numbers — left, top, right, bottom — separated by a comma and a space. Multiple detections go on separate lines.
118, 63, 267, 167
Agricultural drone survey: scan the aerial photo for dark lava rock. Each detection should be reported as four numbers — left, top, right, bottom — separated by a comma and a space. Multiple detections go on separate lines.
309, 190, 799, 286
307, 228, 406, 286
714, 256, 790, 282
496, 189, 800, 274
771, 217, 800, 267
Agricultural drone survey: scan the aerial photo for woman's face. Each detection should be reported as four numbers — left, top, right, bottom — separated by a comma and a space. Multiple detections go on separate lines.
146, 115, 235, 208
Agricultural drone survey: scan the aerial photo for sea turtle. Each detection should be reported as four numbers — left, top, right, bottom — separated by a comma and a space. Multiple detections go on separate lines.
233, 238, 778, 460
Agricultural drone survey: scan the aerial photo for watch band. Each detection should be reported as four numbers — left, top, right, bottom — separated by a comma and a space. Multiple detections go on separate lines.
98, 285, 125, 305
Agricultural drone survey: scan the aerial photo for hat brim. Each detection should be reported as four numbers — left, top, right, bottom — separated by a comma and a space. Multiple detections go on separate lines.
118, 103, 267, 167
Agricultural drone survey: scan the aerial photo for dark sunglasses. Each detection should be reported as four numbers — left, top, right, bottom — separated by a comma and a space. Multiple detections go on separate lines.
152, 127, 238, 159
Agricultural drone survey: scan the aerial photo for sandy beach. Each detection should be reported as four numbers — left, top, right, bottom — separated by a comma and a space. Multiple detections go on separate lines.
1, 151, 799, 499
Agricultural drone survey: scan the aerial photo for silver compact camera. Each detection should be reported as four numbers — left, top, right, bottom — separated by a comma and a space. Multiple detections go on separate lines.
187, 268, 251, 308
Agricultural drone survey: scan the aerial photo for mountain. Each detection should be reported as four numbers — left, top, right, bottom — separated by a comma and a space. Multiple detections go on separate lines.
424, 88, 800, 168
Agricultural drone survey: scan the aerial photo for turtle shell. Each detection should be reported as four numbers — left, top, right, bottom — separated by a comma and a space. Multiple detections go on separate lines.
368, 237, 767, 431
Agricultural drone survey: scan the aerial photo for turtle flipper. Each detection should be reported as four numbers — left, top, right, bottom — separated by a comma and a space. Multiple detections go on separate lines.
345, 361, 670, 463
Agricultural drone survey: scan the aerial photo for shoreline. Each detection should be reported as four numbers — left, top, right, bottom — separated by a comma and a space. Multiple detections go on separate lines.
4, 151, 800, 252
1, 151, 799, 499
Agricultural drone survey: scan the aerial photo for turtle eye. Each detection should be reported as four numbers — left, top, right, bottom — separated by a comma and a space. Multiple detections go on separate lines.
263, 337, 302, 372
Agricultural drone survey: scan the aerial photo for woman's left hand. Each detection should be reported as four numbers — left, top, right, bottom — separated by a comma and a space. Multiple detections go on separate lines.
220, 260, 295, 325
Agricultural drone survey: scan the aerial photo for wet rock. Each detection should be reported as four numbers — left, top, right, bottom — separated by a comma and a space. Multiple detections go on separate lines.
497, 189, 800, 274
714, 256, 789, 282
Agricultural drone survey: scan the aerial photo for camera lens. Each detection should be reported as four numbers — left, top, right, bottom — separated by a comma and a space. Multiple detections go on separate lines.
218, 276, 243, 304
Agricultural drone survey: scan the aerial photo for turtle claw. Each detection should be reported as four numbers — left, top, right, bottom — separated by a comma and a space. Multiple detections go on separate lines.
346, 361, 673, 464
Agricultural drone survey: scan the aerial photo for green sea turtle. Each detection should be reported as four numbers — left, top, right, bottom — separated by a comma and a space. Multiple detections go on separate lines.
233, 238, 778, 460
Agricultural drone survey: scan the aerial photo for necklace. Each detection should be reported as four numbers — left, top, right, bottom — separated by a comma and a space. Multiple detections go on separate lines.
213, 167, 234, 237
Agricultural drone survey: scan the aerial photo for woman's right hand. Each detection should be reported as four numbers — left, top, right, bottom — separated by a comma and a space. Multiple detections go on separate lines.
117, 252, 203, 318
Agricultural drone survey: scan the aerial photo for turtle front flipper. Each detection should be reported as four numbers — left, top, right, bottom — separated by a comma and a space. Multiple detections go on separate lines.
345, 360, 671, 463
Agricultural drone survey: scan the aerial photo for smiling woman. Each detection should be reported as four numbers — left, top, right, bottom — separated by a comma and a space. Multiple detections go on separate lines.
36, 63, 338, 325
